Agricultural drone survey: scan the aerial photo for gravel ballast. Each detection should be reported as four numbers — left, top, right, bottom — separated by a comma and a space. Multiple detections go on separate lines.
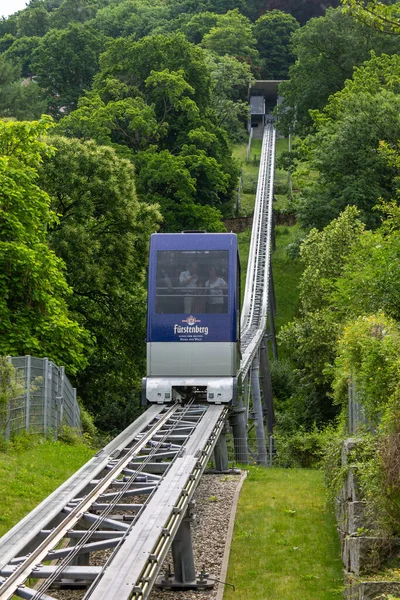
149, 473, 241, 600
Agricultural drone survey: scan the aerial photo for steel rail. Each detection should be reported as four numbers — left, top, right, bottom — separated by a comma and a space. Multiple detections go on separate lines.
240, 123, 276, 378
0, 404, 165, 570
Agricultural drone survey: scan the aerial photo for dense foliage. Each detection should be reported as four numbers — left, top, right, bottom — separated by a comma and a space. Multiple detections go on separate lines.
277, 7, 400, 136
38, 136, 160, 429
0, 119, 89, 373
296, 53, 400, 230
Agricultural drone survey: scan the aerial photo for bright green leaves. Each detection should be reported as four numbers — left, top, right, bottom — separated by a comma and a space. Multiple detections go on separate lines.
56, 92, 161, 153
56, 31, 239, 232
0, 119, 90, 373
38, 136, 160, 430
341, 0, 400, 34
277, 7, 400, 136
201, 9, 259, 68
145, 68, 199, 123
279, 207, 365, 427
333, 314, 400, 420
296, 53, 400, 230
299, 207, 365, 313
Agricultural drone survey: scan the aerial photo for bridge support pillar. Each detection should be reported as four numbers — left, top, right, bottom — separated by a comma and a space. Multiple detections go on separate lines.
214, 424, 229, 472
156, 503, 214, 591
260, 335, 276, 463
230, 406, 249, 464
251, 355, 268, 467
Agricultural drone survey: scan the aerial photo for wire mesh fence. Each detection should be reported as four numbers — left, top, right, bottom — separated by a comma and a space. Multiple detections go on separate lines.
2, 356, 81, 440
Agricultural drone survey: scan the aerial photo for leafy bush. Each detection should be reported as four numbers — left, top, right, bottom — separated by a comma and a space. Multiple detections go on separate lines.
274, 424, 337, 468
270, 358, 296, 401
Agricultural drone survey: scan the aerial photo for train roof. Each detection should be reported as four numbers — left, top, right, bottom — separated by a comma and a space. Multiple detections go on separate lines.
149, 232, 238, 251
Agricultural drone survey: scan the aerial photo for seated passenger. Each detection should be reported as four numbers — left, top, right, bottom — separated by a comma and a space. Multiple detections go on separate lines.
205, 268, 227, 313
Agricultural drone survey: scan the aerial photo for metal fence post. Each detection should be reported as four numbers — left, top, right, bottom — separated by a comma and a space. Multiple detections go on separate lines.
59, 366, 65, 436
73, 388, 79, 429
25, 355, 31, 432
43, 358, 48, 436
5, 356, 12, 441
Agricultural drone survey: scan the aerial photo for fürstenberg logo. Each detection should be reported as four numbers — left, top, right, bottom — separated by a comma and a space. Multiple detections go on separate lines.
174, 315, 209, 335
174, 324, 209, 335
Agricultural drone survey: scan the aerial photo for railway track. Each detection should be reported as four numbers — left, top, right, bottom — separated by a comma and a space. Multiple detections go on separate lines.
0, 404, 227, 599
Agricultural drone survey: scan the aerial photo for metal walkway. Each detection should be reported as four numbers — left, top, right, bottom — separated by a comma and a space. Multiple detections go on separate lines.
0, 122, 277, 599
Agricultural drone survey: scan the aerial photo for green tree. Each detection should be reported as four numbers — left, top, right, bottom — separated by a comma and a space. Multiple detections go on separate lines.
332, 203, 400, 322
49, 0, 97, 29
277, 7, 400, 135
17, 5, 50, 37
0, 34, 17, 54
92, 0, 170, 39
31, 22, 106, 114
254, 0, 340, 25
56, 32, 239, 228
3, 36, 41, 77
168, 0, 246, 20
182, 11, 219, 44
55, 91, 161, 153
201, 9, 260, 69
205, 51, 252, 139
38, 136, 160, 431
0, 15, 18, 37
0, 56, 46, 120
297, 53, 400, 230
97, 33, 212, 116
341, 0, 400, 33
254, 10, 299, 79
279, 207, 365, 428
0, 119, 89, 373
133, 146, 225, 232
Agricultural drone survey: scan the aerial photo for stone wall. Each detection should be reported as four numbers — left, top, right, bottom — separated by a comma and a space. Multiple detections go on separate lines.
224, 212, 295, 233
338, 439, 400, 599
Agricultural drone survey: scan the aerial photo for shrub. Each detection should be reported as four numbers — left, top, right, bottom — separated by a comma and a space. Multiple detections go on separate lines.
274, 424, 337, 468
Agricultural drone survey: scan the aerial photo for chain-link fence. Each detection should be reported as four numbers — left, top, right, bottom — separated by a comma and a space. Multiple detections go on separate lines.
2, 356, 81, 440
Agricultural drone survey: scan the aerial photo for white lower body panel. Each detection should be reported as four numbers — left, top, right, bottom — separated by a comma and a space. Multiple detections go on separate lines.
144, 376, 236, 404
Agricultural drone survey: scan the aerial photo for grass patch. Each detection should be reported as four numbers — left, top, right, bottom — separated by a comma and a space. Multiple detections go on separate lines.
272, 225, 303, 339
224, 467, 343, 600
232, 140, 261, 217
0, 435, 94, 536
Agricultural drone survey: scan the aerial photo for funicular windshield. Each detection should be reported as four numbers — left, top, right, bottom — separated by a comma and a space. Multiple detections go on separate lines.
156, 250, 229, 314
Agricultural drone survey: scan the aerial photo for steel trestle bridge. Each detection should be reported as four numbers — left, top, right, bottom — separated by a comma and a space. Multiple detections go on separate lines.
0, 122, 277, 599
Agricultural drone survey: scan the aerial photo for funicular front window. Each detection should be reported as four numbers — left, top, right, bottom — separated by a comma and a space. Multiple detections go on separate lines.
156, 250, 229, 314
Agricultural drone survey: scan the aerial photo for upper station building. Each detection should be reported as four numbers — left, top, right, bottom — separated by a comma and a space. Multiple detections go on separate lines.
249, 80, 284, 136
